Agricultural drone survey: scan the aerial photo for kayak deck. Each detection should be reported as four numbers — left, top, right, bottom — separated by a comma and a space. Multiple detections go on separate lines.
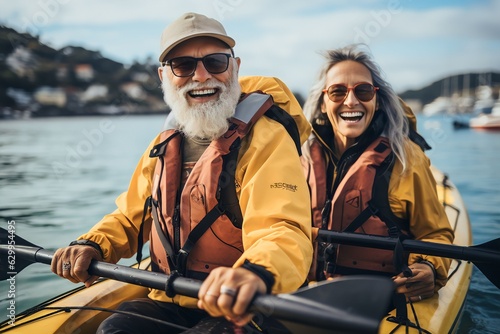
378, 166, 473, 333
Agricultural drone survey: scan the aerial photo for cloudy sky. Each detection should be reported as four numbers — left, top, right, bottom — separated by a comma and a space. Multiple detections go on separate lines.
1, 0, 499, 96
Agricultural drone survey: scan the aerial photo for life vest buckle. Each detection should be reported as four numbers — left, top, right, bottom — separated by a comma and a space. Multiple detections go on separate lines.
388, 226, 400, 238
323, 244, 337, 275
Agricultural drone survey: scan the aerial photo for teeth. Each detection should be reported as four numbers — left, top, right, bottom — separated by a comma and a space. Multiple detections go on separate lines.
340, 112, 363, 118
190, 89, 216, 96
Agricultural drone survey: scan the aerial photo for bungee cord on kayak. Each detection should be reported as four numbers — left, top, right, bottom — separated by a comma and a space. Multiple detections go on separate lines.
386, 299, 432, 334
0, 305, 190, 332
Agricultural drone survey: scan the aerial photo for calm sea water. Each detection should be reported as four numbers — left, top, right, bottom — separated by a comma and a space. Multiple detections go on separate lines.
1, 114, 499, 333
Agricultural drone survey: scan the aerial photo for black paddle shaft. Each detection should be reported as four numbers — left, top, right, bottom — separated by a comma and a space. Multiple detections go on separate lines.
316, 229, 500, 264
1, 244, 386, 333
316, 229, 500, 289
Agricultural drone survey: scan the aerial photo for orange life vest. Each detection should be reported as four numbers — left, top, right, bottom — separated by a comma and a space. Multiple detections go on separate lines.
306, 136, 411, 280
147, 92, 301, 279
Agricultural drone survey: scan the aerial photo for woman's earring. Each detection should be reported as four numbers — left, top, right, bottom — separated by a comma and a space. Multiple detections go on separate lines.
315, 116, 327, 126
316, 108, 328, 125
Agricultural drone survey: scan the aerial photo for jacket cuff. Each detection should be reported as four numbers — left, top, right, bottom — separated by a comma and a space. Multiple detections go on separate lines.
241, 260, 275, 294
69, 239, 104, 259
417, 258, 437, 282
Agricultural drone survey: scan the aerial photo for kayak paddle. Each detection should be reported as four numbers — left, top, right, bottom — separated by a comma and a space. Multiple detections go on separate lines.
315, 228, 500, 289
0, 227, 393, 334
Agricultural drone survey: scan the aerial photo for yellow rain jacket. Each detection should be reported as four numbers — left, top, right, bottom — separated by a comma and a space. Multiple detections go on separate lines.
78, 76, 313, 307
390, 144, 454, 290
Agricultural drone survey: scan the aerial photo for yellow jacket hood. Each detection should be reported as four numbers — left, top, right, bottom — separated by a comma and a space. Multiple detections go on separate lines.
239, 76, 311, 145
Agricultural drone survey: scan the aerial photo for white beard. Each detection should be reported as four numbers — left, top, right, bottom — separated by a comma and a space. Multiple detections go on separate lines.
161, 66, 241, 140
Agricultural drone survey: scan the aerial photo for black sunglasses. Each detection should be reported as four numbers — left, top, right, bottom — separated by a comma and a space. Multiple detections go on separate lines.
163, 53, 232, 77
323, 82, 379, 103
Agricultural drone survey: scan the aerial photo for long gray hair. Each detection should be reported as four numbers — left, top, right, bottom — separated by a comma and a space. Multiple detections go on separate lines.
303, 44, 410, 172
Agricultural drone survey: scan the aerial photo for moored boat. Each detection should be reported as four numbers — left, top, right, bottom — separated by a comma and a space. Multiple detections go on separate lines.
0, 167, 474, 334
452, 110, 500, 131
467, 86, 500, 130
469, 106, 500, 130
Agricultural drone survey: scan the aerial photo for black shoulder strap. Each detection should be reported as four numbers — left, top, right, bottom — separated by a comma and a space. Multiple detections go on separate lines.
218, 138, 244, 227
370, 154, 411, 236
264, 104, 302, 155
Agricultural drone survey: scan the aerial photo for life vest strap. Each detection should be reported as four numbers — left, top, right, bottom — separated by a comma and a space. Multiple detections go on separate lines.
176, 205, 225, 275
136, 196, 152, 264
149, 131, 181, 158
151, 198, 177, 269
342, 200, 379, 234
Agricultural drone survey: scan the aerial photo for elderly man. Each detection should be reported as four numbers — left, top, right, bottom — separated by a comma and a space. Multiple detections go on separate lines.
51, 12, 312, 333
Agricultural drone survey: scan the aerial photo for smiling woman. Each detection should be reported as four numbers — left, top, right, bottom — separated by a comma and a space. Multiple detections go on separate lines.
301, 44, 454, 311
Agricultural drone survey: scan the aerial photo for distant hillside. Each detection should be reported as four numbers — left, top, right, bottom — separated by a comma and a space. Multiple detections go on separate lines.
400, 72, 500, 106
0, 25, 164, 118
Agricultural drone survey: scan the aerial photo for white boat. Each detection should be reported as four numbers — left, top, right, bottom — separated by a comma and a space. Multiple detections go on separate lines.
469, 105, 500, 130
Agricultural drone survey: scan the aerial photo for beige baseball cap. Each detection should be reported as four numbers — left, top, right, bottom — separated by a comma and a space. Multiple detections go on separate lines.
159, 12, 236, 62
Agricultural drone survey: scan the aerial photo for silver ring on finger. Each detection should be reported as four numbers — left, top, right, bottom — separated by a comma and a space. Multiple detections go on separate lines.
62, 262, 71, 271
220, 285, 237, 297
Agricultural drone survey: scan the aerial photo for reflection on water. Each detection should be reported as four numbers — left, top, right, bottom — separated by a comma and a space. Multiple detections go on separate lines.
1, 114, 499, 333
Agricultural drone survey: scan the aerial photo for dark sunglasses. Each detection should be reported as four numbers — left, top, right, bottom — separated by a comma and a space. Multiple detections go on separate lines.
323, 82, 379, 103
163, 53, 232, 77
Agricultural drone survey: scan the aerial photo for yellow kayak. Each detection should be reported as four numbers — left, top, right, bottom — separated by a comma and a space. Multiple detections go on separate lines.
378, 166, 473, 333
0, 166, 473, 334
